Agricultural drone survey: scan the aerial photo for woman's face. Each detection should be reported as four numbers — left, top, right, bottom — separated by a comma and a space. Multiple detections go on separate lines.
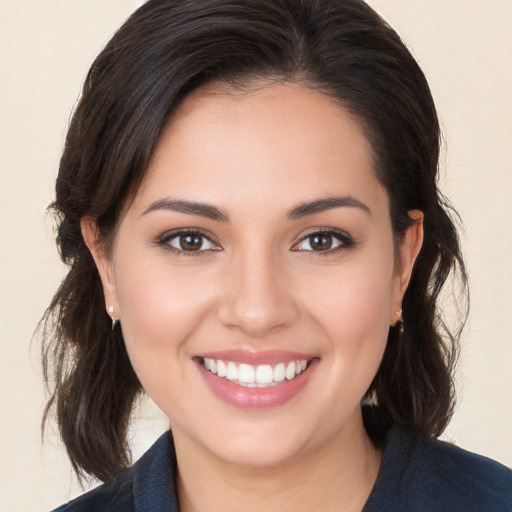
88, 83, 422, 467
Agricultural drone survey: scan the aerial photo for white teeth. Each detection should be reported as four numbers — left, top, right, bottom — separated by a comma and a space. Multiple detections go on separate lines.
256, 364, 273, 384
238, 363, 256, 383
217, 359, 227, 377
286, 361, 296, 380
226, 361, 238, 380
203, 358, 310, 387
273, 363, 286, 382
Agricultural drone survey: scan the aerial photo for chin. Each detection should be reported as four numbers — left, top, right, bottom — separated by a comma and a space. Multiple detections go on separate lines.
210, 438, 306, 469
178, 416, 313, 468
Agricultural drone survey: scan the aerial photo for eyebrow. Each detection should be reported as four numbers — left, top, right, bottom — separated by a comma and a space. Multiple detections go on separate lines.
288, 196, 371, 219
142, 199, 229, 222
142, 195, 370, 222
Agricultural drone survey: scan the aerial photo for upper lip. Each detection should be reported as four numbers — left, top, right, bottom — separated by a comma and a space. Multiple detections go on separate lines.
195, 349, 315, 366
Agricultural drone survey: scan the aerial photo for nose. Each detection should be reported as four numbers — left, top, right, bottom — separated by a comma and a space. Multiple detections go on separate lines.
217, 250, 300, 338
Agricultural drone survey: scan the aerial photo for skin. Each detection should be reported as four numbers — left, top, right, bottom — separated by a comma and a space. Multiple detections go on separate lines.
83, 83, 423, 512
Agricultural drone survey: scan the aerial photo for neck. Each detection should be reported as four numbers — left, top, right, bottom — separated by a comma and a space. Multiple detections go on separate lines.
174, 410, 382, 512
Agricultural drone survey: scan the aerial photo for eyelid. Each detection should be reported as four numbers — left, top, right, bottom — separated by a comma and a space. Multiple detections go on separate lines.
291, 228, 354, 252
156, 228, 222, 254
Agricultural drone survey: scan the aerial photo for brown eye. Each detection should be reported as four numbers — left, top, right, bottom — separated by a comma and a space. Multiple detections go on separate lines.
294, 230, 351, 253
179, 234, 203, 251
309, 233, 334, 251
166, 232, 215, 252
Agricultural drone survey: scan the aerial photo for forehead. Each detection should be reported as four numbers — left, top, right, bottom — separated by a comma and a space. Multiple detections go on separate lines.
133, 82, 387, 216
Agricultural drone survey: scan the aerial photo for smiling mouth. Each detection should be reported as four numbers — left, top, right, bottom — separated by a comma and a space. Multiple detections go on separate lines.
202, 358, 310, 388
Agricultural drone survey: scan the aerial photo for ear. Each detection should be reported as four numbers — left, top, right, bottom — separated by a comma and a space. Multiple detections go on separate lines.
81, 218, 120, 321
390, 210, 424, 324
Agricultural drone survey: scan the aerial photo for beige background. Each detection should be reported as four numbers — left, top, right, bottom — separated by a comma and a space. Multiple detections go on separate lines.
0, 1, 510, 510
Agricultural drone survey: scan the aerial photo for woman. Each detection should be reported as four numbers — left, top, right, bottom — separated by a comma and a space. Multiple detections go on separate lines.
42, 0, 512, 510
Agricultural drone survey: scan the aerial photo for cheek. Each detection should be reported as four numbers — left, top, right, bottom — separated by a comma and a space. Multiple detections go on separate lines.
305, 258, 393, 334
300, 253, 394, 380
113, 257, 215, 373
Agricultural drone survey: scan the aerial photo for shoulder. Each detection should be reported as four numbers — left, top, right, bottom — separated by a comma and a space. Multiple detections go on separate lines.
50, 469, 135, 512
428, 435, 512, 485
49, 431, 179, 512
425, 435, 512, 508
365, 428, 512, 512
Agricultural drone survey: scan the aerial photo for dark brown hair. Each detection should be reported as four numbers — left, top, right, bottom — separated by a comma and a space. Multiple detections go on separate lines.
42, 0, 468, 482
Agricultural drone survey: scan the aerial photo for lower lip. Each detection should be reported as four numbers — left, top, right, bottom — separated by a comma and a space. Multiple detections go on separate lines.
197, 359, 318, 410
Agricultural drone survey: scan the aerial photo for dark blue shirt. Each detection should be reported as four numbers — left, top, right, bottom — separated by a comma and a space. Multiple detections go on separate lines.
52, 429, 512, 511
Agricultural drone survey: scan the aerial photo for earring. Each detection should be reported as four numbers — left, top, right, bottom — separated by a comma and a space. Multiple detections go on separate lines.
108, 305, 119, 330
396, 307, 404, 335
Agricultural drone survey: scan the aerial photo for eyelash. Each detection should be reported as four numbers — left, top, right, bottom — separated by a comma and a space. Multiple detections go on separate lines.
156, 230, 220, 256
156, 228, 354, 256
292, 229, 355, 254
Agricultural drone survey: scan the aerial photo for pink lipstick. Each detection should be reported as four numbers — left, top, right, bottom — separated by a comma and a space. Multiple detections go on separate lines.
195, 350, 318, 409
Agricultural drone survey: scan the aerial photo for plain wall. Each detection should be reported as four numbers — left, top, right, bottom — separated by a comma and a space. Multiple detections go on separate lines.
0, 1, 510, 510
